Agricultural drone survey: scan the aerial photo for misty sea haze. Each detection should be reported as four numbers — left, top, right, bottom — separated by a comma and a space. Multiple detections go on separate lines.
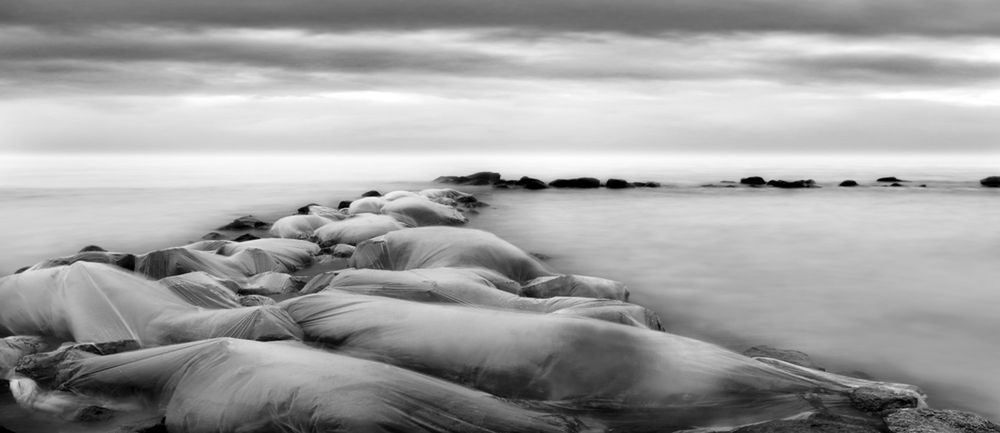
1, 152, 999, 424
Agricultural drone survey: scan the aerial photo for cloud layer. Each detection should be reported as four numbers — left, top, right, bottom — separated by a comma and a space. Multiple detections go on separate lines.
1, 0, 998, 153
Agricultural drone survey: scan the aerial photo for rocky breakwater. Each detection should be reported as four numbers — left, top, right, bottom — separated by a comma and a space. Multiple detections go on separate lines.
1, 185, 997, 433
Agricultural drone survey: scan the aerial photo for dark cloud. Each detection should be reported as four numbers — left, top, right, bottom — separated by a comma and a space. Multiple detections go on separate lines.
775, 53, 1000, 85
3, 0, 1000, 37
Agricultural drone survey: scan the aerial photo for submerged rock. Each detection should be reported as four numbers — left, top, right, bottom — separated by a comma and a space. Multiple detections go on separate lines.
885, 408, 1000, 433
980, 176, 1000, 187
218, 215, 269, 231
549, 177, 601, 188
840, 180, 859, 187
741, 176, 767, 186
606, 178, 633, 189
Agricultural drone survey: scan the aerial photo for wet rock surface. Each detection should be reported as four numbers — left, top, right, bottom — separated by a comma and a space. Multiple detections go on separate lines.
731, 413, 882, 433
885, 408, 1000, 433
850, 386, 920, 413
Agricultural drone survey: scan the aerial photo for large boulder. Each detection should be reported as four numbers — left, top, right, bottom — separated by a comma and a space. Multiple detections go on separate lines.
313, 214, 406, 247
767, 179, 817, 189
839, 180, 859, 187
741, 176, 767, 186
347, 196, 386, 215
548, 177, 600, 188
885, 408, 1000, 433
980, 176, 1000, 187
380, 197, 468, 227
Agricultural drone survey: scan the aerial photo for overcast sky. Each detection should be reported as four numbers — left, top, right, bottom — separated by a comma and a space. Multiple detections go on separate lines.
2, 0, 999, 154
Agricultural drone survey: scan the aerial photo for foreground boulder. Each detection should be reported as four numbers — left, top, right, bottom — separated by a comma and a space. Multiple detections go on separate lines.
981, 176, 1000, 187
885, 408, 1000, 433
549, 177, 600, 188
49, 338, 579, 433
0, 262, 302, 346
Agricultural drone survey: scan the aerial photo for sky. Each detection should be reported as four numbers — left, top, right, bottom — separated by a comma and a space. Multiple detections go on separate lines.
1, 0, 999, 154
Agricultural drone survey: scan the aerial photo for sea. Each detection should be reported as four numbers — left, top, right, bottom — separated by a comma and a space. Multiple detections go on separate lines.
1, 152, 999, 427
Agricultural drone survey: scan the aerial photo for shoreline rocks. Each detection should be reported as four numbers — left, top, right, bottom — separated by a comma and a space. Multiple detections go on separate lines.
981, 176, 1000, 187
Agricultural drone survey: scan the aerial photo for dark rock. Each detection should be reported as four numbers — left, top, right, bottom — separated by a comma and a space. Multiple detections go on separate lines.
530, 252, 552, 261
337, 200, 353, 209
980, 176, 1000, 187
516, 176, 549, 190
743, 345, 824, 370
218, 215, 269, 231
720, 180, 737, 184
840, 180, 859, 187
548, 177, 601, 188
78, 245, 106, 253
606, 178, 633, 189
14, 266, 29, 274
878, 177, 907, 182
297, 203, 320, 215
115, 254, 137, 271
69, 340, 141, 356
741, 176, 767, 186
890, 183, 903, 187
849, 386, 920, 413
201, 232, 227, 240
919, 184, 927, 188
768, 179, 817, 189
361, 190, 382, 197
15, 348, 94, 387
435, 172, 502, 186
632, 181, 661, 187
885, 408, 1000, 433
233, 233, 261, 242
29, 251, 137, 272
1, 425, 16, 433
732, 412, 881, 433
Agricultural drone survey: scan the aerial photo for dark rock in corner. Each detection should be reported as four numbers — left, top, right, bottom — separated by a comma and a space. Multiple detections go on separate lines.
435, 172, 502, 186
732, 412, 881, 433
515, 176, 549, 190
233, 233, 261, 242
885, 408, 1000, 433
1, 425, 17, 433
361, 190, 382, 197
878, 177, 907, 182
849, 386, 920, 413
218, 215, 269, 231
767, 179, 817, 189
743, 345, 824, 370
201, 232, 227, 240
78, 245, 106, 253
741, 176, 767, 186
297, 203, 320, 215
980, 176, 1000, 187
839, 180, 859, 187
337, 200, 353, 210
549, 177, 601, 188
606, 179, 633, 189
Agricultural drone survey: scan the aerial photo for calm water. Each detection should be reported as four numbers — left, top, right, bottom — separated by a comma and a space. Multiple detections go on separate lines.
1, 152, 999, 424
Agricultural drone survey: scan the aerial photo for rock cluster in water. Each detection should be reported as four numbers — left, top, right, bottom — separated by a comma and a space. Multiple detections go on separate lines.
1, 185, 997, 433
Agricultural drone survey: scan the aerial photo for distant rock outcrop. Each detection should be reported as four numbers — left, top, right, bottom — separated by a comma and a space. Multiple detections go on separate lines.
218, 215, 269, 231
767, 179, 817, 189
549, 177, 601, 188
878, 177, 907, 182
980, 176, 1000, 187
605, 178, 633, 189
740, 176, 767, 186
515, 176, 549, 190
839, 180, 859, 187
435, 172, 502, 186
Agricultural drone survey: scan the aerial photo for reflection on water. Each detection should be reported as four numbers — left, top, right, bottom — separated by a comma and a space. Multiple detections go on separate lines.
1, 152, 999, 422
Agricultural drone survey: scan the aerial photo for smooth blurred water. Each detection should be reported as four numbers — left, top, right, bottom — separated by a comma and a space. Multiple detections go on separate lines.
1, 152, 999, 422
